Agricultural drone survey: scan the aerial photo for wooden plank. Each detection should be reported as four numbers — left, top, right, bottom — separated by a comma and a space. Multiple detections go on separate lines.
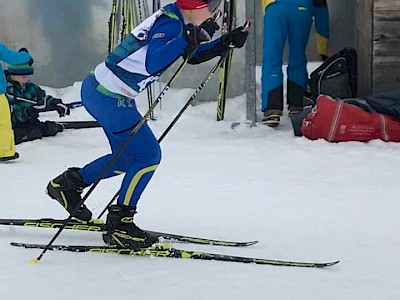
372, 1, 400, 92
374, 9, 400, 21
374, 0, 400, 8
374, 39, 400, 57
373, 20, 400, 58
374, 0, 400, 20
374, 21, 400, 40
373, 62, 400, 93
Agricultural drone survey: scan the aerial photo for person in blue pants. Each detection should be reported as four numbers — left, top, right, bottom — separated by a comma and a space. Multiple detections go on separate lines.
46, 0, 249, 249
261, 0, 329, 127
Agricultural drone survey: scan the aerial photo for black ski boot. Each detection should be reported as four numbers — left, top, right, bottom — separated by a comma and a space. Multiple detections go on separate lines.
103, 205, 159, 249
46, 167, 92, 221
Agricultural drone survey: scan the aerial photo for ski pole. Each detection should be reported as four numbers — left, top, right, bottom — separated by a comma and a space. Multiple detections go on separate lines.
118, 0, 126, 43
97, 18, 251, 220
108, 0, 117, 53
158, 55, 229, 142
99, 12, 234, 220
6, 94, 83, 111
160, 19, 252, 140
31, 57, 190, 263
97, 21, 252, 219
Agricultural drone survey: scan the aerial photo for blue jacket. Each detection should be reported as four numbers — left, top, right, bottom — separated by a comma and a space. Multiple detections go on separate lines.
0, 44, 31, 94
95, 3, 222, 98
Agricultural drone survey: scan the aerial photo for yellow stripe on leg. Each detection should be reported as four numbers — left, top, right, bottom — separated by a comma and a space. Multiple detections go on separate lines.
123, 165, 158, 206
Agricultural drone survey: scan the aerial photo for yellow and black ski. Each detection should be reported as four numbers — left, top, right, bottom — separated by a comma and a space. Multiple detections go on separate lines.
0, 218, 257, 247
10, 242, 339, 268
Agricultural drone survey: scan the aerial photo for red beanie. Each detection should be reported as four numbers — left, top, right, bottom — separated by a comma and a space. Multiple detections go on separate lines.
176, 0, 208, 10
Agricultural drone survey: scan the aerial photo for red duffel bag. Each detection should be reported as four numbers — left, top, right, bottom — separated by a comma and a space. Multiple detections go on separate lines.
301, 95, 400, 142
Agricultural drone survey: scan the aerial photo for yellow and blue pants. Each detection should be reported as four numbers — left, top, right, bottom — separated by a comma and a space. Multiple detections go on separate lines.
79, 74, 161, 208
0, 93, 16, 158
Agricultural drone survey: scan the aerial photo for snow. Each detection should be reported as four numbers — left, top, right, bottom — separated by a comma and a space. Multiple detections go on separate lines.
1, 63, 400, 299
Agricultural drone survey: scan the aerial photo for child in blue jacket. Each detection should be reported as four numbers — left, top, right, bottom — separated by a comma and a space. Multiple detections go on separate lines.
0, 46, 32, 162
6, 63, 69, 144
46, 0, 249, 249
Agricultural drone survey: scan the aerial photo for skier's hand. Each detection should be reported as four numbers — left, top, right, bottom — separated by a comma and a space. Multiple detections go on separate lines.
183, 10, 222, 58
221, 24, 249, 49
185, 18, 220, 47
52, 98, 70, 117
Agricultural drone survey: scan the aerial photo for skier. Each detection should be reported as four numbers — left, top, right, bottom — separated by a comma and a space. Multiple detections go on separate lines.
260, 0, 329, 127
5, 63, 69, 144
0, 46, 33, 162
46, 0, 249, 249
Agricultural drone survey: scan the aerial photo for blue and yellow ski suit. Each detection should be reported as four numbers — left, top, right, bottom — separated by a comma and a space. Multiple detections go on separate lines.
261, 0, 329, 112
79, 3, 225, 208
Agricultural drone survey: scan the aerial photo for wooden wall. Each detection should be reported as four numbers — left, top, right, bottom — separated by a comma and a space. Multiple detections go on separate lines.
373, 0, 400, 93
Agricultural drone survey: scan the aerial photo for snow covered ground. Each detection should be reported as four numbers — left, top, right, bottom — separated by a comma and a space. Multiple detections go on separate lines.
1, 64, 400, 299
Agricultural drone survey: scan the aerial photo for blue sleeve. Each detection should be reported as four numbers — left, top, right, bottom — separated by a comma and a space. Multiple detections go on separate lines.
195, 38, 222, 54
0, 44, 31, 65
145, 16, 188, 74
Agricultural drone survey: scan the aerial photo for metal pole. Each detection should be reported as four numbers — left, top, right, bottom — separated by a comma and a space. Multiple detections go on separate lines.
245, 0, 257, 122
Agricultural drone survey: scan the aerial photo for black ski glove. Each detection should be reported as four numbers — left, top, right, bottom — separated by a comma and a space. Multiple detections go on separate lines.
184, 17, 220, 55
52, 98, 70, 117
221, 25, 249, 49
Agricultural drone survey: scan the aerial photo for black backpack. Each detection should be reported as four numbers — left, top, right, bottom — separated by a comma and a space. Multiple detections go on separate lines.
308, 48, 358, 104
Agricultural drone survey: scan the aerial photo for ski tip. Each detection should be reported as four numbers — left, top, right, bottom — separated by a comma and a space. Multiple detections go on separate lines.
234, 240, 259, 247
245, 240, 259, 246
28, 257, 40, 264
316, 260, 340, 268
